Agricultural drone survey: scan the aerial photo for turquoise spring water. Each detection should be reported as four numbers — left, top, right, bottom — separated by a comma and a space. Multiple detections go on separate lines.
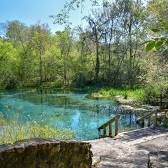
0, 89, 139, 140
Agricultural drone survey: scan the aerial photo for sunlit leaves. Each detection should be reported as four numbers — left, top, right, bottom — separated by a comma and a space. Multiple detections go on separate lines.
151, 28, 160, 33
155, 40, 164, 50
146, 20, 168, 52
146, 41, 155, 51
146, 38, 167, 51
0, 39, 18, 87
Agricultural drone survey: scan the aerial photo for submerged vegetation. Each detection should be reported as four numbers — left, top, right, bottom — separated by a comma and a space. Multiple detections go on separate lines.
0, 114, 74, 144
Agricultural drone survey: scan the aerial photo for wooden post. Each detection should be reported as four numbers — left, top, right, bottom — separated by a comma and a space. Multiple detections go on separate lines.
109, 122, 112, 137
115, 114, 119, 136
160, 92, 163, 108
141, 119, 144, 128
148, 117, 151, 127
165, 111, 166, 120
103, 127, 106, 137
98, 129, 101, 138
155, 111, 158, 126
98, 114, 120, 138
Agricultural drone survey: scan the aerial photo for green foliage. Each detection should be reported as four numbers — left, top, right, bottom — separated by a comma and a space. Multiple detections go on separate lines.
0, 39, 18, 89
144, 1, 168, 107
123, 92, 128, 100
143, 85, 161, 104
146, 41, 156, 51
163, 119, 168, 128
145, 0, 168, 62
0, 0, 167, 108
146, 37, 168, 52
40, 82, 63, 89
144, 80, 168, 105
89, 87, 145, 102
0, 1, 149, 89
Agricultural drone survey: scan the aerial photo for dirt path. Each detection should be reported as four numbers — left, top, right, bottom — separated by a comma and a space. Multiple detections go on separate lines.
90, 127, 168, 168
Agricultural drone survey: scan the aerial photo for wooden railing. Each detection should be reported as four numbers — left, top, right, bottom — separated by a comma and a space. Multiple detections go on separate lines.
149, 96, 168, 108
98, 114, 120, 138
136, 109, 168, 128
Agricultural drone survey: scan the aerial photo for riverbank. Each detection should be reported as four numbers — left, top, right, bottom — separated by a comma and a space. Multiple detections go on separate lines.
86, 87, 144, 105
0, 86, 145, 104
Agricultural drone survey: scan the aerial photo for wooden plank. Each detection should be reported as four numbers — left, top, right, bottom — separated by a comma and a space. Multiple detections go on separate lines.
109, 122, 112, 137
115, 114, 119, 136
103, 127, 106, 137
136, 112, 153, 123
155, 112, 158, 126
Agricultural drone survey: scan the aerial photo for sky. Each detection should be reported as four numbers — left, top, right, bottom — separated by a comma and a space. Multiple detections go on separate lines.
0, 0, 91, 33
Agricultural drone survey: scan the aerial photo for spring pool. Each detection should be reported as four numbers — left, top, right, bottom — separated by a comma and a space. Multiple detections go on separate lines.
0, 89, 139, 140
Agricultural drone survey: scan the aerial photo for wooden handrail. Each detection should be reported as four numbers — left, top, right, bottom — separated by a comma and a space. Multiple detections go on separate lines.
98, 114, 120, 138
160, 109, 168, 113
136, 111, 155, 123
98, 118, 115, 130
136, 109, 168, 127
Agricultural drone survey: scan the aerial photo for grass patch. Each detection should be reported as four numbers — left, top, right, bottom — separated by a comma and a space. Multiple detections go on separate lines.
88, 87, 145, 102
0, 115, 75, 144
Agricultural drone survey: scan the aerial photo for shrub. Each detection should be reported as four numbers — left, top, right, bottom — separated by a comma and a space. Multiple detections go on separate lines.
72, 72, 88, 87
144, 85, 160, 104
144, 82, 168, 106
4, 78, 18, 90
123, 91, 128, 99
163, 119, 168, 128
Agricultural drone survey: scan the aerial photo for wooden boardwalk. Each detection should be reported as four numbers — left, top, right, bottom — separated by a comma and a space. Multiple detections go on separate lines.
90, 127, 168, 168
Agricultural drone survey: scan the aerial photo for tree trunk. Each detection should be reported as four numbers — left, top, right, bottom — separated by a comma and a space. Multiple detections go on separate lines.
39, 50, 43, 86
128, 15, 134, 88
63, 55, 67, 85
95, 41, 100, 82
